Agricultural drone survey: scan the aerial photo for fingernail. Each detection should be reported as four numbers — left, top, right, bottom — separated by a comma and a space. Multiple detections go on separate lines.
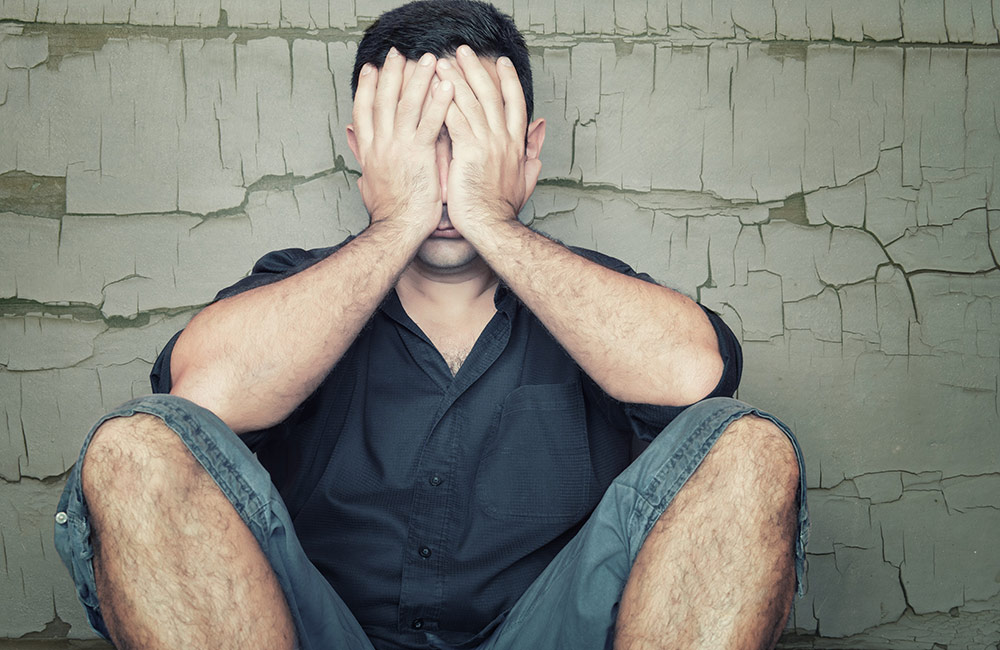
498, 56, 513, 67
459, 44, 473, 57
360, 63, 372, 76
440, 80, 453, 92
388, 47, 399, 58
438, 58, 451, 69
432, 79, 440, 90
420, 52, 434, 66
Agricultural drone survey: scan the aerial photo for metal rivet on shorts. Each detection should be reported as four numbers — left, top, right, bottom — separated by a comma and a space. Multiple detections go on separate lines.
55, 512, 69, 525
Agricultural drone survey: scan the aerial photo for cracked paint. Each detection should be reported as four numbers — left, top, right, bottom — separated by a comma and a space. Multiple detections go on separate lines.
1, 3, 999, 646
0, 0, 994, 43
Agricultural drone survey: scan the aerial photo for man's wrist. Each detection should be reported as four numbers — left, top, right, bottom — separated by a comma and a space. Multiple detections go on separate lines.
363, 213, 437, 253
457, 212, 525, 254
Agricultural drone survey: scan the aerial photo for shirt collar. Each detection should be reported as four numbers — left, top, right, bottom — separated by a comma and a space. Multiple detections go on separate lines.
492, 280, 518, 315
380, 288, 409, 325
381, 276, 519, 324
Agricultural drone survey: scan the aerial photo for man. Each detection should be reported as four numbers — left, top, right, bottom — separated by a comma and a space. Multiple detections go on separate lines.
55, 1, 808, 648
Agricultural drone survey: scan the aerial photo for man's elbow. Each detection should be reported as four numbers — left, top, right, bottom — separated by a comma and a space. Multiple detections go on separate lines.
674, 346, 726, 405
604, 346, 725, 408
169, 374, 233, 425
168, 373, 276, 435
168, 334, 249, 432
648, 344, 726, 408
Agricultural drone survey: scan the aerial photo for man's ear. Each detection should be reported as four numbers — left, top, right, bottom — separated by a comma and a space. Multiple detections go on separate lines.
521, 118, 547, 209
346, 124, 361, 163
525, 117, 546, 161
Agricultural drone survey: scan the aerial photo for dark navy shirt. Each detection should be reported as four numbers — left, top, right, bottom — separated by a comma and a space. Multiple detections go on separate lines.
151, 239, 741, 649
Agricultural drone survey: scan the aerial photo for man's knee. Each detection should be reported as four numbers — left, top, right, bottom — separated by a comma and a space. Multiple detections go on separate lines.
707, 413, 801, 526
82, 409, 200, 512
720, 414, 799, 475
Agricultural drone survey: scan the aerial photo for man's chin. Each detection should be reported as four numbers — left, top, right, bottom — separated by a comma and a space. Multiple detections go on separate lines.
415, 238, 480, 272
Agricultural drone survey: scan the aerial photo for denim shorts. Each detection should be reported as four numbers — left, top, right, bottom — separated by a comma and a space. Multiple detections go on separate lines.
55, 394, 808, 650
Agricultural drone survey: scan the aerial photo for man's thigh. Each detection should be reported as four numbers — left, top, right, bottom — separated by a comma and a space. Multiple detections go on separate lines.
54, 393, 375, 650
482, 397, 809, 650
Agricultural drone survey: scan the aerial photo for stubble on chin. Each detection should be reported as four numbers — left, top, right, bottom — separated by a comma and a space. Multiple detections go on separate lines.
415, 238, 480, 272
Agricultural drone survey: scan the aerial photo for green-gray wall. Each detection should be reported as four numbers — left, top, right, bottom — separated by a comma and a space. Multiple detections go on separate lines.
1, 0, 998, 647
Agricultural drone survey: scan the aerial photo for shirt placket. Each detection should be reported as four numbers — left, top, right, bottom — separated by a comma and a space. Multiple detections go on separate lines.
397, 408, 462, 633
395, 308, 512, 636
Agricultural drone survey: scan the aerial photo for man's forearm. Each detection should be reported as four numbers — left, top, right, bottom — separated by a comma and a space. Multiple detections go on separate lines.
172, 46, 452, 432
169, 219, 426, 433
434, 51, 721, 405
464, 219, 724, 406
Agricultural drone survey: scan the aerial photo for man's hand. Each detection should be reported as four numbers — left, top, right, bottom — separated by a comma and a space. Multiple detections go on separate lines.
348, 48, 454, 235
434, 45, 544, 240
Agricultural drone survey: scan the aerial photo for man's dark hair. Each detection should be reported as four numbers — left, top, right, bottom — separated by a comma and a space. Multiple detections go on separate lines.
351, 0, 534, 121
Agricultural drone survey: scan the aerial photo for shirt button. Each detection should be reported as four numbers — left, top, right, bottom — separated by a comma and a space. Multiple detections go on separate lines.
429, 474, 442, 486
55, 512, 68, 525
419, 546, 432, 558
411, 618, 424, 630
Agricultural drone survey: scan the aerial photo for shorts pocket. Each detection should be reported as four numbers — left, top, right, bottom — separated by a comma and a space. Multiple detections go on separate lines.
475, 381, 593, 523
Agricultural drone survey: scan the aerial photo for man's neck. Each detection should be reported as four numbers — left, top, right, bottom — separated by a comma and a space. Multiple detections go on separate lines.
396, 255, 499, 312
396, 256, 500, 375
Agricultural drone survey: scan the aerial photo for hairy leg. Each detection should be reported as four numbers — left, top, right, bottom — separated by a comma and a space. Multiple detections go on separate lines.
81, 413, 295, 650
614, 415, 799, 650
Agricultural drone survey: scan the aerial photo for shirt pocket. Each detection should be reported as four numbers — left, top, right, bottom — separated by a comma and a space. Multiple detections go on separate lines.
474, 381, 593, 524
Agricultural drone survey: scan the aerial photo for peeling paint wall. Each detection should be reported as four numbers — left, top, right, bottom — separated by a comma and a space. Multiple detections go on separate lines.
1, 0, 998, 647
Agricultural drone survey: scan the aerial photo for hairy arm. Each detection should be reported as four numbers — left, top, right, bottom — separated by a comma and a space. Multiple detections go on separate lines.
169, 220, 427, 433
170, 50, 454, 432
438, 47, 722, 406
464, 223, 723, 406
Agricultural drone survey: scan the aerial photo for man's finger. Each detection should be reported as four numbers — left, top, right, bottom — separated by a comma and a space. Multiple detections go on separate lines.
415, 79, 454, 145
496, 56, 527, 141
351, 63, 378, 150
396, 52, 438, 135
454, 44, 505, 132
372, 47, 405, 134
435, 57, 489, 140
401, 56, 418, 90
442, 97, 477, 151
416, 73, 439, 127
